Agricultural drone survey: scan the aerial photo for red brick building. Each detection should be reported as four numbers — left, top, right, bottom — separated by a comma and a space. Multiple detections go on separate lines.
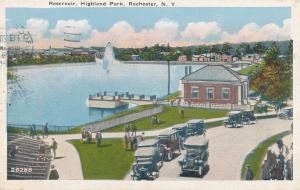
180, 65, 249, 105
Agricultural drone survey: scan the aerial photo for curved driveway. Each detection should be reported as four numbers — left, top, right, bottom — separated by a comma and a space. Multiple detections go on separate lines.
156, 118, 291, 180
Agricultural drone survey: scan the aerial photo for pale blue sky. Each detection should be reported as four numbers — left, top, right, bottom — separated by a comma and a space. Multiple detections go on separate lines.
6, 7, 291, 48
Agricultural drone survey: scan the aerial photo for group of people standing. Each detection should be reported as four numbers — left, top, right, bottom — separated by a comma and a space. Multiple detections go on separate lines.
123, 123, 143, 151
261, 140, 293, 180
81, 128, 102, 148
245, 139, 293, 180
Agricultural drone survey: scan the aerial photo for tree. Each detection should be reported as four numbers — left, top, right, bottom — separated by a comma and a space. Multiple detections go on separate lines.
221, 43, 232, 55
253, 42, 266, 55
250, 44, 291, 105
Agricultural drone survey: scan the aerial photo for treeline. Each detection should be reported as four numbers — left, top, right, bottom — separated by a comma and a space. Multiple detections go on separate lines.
114, 41, 290, 61
250, 40, 293, 103
8, 55, 95, 67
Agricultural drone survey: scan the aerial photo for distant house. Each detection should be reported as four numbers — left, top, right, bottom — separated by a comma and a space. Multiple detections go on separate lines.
181, 65, 249, 105
131, 55, 141, 61
220, 54, 233, 63
192, 55, 201, 62
241, 54, 261, 64
177, 55, 188, 62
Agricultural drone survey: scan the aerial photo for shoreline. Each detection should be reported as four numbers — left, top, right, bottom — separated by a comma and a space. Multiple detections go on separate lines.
9, 60, 237, 70
9, 62, 96, 70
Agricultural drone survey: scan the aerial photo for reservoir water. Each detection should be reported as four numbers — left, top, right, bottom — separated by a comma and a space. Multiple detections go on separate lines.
8, 63, 202, 126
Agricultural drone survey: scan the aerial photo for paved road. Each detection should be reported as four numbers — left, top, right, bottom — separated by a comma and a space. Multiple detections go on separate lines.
151, 118, 291, 180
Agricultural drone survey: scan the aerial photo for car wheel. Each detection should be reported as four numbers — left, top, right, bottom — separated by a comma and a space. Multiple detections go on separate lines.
167, 151, 173, 161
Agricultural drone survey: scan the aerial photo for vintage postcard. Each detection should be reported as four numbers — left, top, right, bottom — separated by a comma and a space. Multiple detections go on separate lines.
0, 0, 299, 190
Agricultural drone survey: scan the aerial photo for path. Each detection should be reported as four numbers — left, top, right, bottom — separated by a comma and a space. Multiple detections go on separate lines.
153, 118, 291, 180
44, 135, 84, 180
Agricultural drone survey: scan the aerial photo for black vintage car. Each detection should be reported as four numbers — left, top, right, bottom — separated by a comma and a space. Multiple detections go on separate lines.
131, 146, 162, 180
179, 136, 209, 177
158, 129, 180, 161
172, 123, 188, 149
242, 110, 256, 124
279, 107, 293, 120
187, 119, 205, 136
224, 111, 243, 128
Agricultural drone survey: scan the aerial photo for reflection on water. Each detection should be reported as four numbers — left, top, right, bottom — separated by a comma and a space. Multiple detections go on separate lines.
8, 63, 202, 126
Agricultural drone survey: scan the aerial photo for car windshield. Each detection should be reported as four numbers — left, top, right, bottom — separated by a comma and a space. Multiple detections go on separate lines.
158, 137, 169, 144
186, 148, 200, 157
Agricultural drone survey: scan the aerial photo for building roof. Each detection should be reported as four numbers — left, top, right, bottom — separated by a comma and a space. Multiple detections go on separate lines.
181, 65, 248, 82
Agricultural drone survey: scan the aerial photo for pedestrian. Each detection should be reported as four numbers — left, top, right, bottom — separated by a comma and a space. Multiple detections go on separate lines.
277, 139, 284, 153
51, 138, 58, 159
43, 123, 49, 138
276, 159, 285, 180
132, 123, 137, 136
245, 165, 254, 180
87, 128, 92, 143
285, 159, 292, 180
261, 160, 271, 180
49, 165, 59, 180
29, 125, 34, 138
124, 133, 129, 151
140, 132, 145, 141
96, 131, 102, 148
284, 145, 289, 157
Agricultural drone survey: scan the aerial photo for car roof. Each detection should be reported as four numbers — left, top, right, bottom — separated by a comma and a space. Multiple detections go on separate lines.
134, 147, 155, 157
188, 119, 204, 124
172, 123, 187, 129
229, 111, 242, 114
283, 107, 293, 110
243, 109, 253, 112
158, 129, 177, 136
138, 139, 158, 147
184, 136, 208, 146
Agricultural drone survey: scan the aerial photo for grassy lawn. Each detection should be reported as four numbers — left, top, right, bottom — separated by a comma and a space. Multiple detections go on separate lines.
103, 106, 228, 132
240, 130, 291, 180
69, 104, 156, 133
69, 139, 134, 179
238, 65, 258, 75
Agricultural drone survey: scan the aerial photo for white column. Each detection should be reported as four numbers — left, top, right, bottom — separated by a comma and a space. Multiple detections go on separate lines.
238, 85, 242, 105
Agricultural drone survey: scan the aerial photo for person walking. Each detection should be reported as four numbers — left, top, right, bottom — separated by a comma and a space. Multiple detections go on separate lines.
96, 131, 102, 148
51, 138, 58, 159
124, 133, 129, 151
49, 165, 59, 180
43, 123, 49, 138
131, 123, 137, 137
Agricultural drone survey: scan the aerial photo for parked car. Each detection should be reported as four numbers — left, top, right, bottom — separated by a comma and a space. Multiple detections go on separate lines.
187, 119, 205, 136
158, 129, 180, 161
224, 111, 243, 128
138, 139, 159, 148
279, 107, 293, 120
172, 123, 188, 149
131, 146, 162, 180
179, 136, 209, 177
242, 110, 256, 124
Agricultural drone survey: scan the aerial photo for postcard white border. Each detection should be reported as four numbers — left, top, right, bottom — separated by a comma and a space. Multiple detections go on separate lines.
0, 0, 299, 190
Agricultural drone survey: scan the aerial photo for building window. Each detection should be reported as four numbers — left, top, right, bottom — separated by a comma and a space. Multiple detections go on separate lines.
222, 88, 230, 100
206, 88, 214, 100
191, 87, 199, 98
